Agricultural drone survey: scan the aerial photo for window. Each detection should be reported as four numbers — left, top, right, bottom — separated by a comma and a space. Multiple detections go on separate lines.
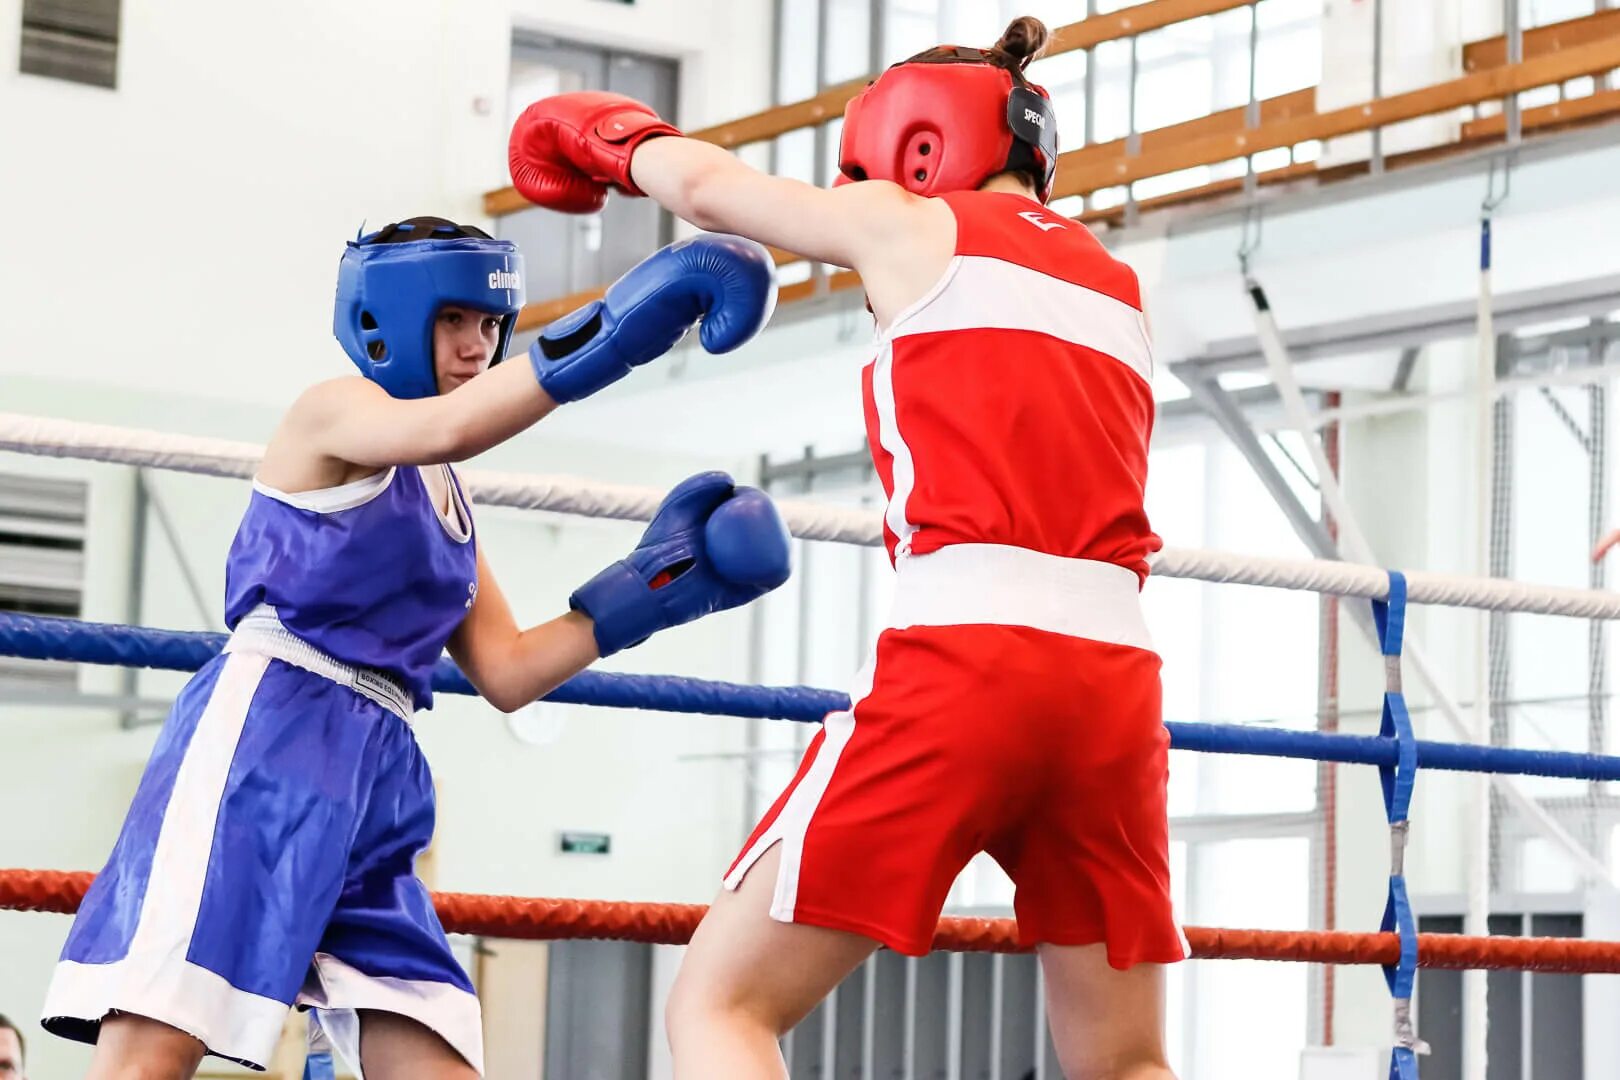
883, 0, 938, 65
823, 0, 871, 84
499, 35, 678, 305
1254, 0, 1323, 99
19, 0, 120, 89
777, 0, 822, 101
1417, 913, 1584, 1079
0, 471, 87, 693
1522, 0, 1599, 30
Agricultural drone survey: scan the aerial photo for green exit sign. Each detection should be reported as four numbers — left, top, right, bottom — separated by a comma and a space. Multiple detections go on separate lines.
559, 831, 611, 855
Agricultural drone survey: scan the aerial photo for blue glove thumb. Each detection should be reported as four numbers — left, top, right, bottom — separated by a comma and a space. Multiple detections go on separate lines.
705, 489, 792, 588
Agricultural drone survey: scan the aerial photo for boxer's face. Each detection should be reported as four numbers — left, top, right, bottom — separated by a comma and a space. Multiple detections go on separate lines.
0, 1027, 23, 1079
434, 305, 503, 394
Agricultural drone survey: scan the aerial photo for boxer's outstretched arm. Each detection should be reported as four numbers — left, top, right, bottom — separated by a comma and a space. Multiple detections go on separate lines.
630, 136, 941, 274
508, 93, 953, 324
273, 359, 558, 473
265, 233, 773, 485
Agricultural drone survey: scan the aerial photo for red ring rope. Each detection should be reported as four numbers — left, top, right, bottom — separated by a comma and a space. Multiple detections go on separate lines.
5, 869, 1618, 973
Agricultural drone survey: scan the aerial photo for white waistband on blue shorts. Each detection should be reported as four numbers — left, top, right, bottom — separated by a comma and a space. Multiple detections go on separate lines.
888, 543, 1154, 652
224, 604, 414, 721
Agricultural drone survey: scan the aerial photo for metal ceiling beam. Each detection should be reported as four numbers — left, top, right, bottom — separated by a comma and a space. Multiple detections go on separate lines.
1184, 273, 1620, 379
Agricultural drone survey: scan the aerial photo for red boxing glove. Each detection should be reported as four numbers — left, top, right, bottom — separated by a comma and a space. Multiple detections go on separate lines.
509, 91, 682, 213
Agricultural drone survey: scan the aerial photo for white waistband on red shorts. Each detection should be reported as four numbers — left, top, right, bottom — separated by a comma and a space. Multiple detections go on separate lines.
888, 543, 1154, 651
224, 604, 414, 721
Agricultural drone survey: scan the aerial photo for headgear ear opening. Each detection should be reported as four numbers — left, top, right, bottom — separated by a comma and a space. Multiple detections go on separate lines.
333, 219, 526, 400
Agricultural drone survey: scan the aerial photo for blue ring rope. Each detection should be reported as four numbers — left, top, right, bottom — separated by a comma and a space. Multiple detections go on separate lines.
5, 611, 1619, 783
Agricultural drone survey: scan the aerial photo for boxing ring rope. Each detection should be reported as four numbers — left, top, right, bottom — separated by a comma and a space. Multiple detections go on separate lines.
7, 415, 1620, 1075
7, 609, 1620, 783
5, 868, 1620, 974
0, 412, 878, 547
5, 411, 1620, 618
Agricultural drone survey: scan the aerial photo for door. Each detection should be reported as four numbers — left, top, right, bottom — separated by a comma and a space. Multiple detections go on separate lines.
503, 36, 679, 329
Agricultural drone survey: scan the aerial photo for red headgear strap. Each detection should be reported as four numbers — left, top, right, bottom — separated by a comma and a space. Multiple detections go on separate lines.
838, 47, 1058, 202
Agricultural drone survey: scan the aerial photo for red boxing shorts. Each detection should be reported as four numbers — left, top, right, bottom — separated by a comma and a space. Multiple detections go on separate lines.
725, 543, 1187, 968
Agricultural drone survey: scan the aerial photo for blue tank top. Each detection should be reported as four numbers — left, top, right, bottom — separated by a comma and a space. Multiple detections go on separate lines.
223, 465, 478, 710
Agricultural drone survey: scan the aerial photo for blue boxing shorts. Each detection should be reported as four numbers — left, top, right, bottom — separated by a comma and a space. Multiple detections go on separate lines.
40, 646, 482, 1073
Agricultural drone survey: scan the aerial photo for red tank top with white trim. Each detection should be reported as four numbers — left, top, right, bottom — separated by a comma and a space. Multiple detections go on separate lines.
861, 190, 1161, 580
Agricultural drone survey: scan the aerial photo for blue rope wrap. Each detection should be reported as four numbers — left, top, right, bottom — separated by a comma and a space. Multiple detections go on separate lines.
1377, 573, 1417, 825
1374, 569, 1408, 657
1380, 871, 1421, 1003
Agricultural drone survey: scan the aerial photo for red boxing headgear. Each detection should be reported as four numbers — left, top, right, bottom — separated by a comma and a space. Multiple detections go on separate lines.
838, 46, 1059, 202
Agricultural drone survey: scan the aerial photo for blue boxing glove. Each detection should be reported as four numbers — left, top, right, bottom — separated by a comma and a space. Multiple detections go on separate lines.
530, 234, 778, 404
573, 472, 792, 657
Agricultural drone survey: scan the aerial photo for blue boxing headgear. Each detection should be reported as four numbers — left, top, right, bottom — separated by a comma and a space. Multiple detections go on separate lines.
334, 218, 526, 399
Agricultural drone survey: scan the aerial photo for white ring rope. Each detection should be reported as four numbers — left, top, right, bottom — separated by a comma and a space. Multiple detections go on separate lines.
5, 411, 1620, 619
0, 412, 881, 546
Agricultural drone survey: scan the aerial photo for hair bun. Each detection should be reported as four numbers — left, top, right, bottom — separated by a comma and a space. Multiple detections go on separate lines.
994, 16, 1050, 69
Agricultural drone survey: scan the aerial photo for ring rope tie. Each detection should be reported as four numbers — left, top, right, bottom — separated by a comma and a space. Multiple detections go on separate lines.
1373, 572, 1428, 1077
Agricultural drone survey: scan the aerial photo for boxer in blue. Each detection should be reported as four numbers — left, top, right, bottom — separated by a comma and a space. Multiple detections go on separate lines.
40, 218, 787, 1078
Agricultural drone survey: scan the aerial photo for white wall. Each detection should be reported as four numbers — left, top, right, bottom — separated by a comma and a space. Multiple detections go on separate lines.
513, 0, 772, 132
1, 0, 489, 408
0, 2, 777, 1072
0, 0, 771, 410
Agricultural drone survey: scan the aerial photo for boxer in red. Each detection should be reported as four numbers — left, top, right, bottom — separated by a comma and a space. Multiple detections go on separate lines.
510, 16, 1183, 1079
